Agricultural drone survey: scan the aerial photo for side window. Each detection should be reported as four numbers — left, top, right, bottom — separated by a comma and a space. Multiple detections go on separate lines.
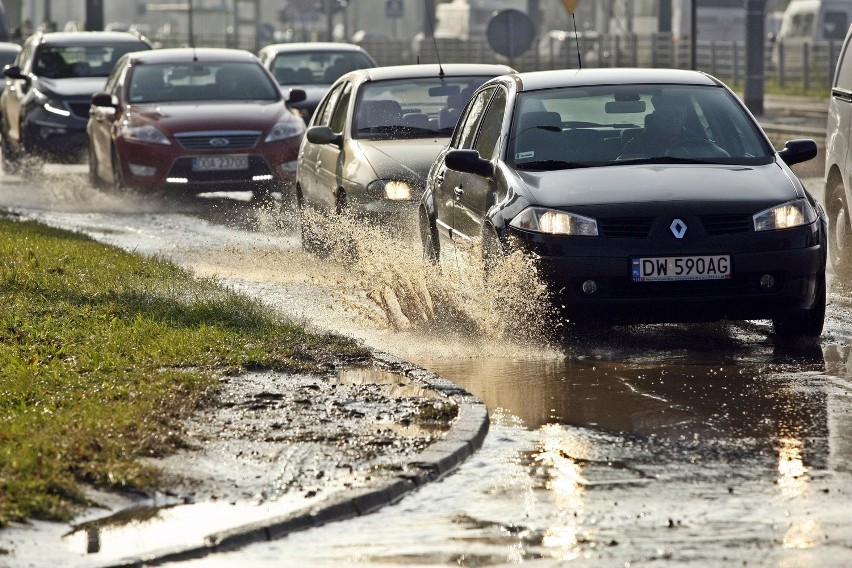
837, 35, 852, 91
314, 82, 344, 127
329, 81, 352, 134
452, 87, 495, 150
473, 88, 508, 160
104, 56, 125, 97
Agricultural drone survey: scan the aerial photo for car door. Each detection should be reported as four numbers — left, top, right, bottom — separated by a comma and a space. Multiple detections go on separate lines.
89, 57, 126, 180
434, 86, 495, 246
2, 38, 33, 146
299, 81, 343, 207
315, 80, 352, 212
452, 86, 508, 244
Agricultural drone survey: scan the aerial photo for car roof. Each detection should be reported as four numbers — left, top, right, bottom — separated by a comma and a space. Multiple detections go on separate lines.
503, 68, 722, 92
259, 42, 369, 54
36, 31, 150, 45
126, 47, 260, 65
348, 63, 516, 82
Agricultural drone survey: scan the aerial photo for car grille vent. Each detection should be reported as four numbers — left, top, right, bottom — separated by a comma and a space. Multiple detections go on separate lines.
597, 217, 654, 238
175, 131, 261, 150
700, 214, 752, 235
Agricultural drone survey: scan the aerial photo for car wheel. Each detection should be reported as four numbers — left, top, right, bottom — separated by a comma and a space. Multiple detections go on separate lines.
1, 131, 20, 174
419, 206, 439, 264
88, 146, 103, 189
827, 181, 852, 277
111, 149, 127, 194
481, 225, 505, 277
297, 185, 320, 253
772, 274, 826, 340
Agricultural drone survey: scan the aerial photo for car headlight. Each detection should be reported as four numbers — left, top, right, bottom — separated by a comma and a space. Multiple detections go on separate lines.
32, 88, 70, 116
265, 120, 305, 142
753, 198, 817, 231
118, 122, 171, 146
366, 179, 413, 200
509, 207, 598, 236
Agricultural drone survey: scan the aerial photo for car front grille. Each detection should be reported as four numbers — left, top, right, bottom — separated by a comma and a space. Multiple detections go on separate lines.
699, 214, 752, 235
597, 216, 654, 238
175, 131, 261, 150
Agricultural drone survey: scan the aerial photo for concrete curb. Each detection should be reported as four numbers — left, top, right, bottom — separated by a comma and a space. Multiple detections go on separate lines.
94, 349, 489, 567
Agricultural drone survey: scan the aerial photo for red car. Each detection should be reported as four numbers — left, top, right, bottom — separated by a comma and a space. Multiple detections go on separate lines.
87, 47, 306, 201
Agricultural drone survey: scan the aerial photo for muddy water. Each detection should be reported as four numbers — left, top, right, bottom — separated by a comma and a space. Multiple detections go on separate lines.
4, 168, 852, 566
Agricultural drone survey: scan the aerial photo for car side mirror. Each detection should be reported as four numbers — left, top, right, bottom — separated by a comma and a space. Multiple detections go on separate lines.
306, 125, 342, 147
778, 139, 817, 167
3, 64, 26, 81
287, 88, 307, 105
90, 92, 116, 108
445, 149, 494, 178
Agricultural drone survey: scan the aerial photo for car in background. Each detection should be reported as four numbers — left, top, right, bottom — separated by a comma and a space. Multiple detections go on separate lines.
258, 42, 377, 125
87, 47, 306, 201
0, 41, 20, 96
295, 63, 513, 246
826, 20, 852, 276
0, 30, 152, 172
420, 68, 825, 339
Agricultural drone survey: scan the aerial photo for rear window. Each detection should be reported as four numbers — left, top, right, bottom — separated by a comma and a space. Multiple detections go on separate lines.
271, 51, 375, 85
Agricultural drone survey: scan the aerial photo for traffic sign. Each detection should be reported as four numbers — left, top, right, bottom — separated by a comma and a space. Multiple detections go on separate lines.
486, 9, 535, 59
562, 0, 583, 12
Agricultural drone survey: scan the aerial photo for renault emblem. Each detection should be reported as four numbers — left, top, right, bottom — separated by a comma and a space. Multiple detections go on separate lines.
670, 218, 687, 239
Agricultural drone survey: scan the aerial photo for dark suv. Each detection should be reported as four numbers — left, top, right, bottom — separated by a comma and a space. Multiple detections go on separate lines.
0, 31, 151, 172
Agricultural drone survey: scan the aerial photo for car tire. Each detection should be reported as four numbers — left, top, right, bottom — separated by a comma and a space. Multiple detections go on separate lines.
111, 148, 127, 194
772, 274, 826, 340
419, 206, 439, 264
827, 181, 852, 277
481, 225, 505, 277
1, 132, 20, 174
88, 146, 104, 189
297, 186, 320, 253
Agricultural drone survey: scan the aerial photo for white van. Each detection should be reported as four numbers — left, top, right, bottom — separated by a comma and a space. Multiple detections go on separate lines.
777, 0, 852, 43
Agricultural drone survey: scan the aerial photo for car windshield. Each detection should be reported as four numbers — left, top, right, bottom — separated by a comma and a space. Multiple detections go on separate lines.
33, 43, 149, 78
509, 84, 774, 170
127, 61, 281, 103
271, 50, 374, 85
354, 76, 491, 140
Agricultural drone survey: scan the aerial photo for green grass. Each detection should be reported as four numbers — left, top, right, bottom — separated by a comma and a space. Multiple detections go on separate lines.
0, 216, 369, 526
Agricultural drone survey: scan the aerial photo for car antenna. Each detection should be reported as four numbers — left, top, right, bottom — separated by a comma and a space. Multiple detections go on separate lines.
425, 3, 445, 78
189, 0, 198, 61
571, 10, 582, 69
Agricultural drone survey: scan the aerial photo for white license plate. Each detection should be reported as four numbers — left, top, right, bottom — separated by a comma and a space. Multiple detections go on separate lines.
631, 254, 731, 282
192, 155, 248, 172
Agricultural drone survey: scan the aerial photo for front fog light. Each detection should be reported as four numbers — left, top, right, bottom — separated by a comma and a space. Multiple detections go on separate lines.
128, 163, 156, 176
581, 279, 598, 295
759, 274, 775, 290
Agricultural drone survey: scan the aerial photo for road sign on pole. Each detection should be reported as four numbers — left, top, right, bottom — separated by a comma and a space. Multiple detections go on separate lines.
562, 0, 582, 12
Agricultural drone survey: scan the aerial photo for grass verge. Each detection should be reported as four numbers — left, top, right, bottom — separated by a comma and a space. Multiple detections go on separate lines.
0, 215, 369, 527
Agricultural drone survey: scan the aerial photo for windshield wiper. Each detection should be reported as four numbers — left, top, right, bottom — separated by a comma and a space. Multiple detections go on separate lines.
515, 160, 597, 171
614, 156, 721, 166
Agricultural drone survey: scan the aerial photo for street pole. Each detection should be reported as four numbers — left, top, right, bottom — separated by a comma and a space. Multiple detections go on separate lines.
85, 0, 104, 31
744, 0, 767, 115
690, 0, 696, 70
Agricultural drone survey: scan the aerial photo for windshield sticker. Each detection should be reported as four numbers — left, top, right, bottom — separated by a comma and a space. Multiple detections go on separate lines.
516, 151, 534, 159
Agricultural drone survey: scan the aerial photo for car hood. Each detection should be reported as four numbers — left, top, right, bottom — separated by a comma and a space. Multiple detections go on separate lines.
357, 138, 447, 184
519, 162, 800, 213
131, 101, 293, 134
37, 76, 107, 97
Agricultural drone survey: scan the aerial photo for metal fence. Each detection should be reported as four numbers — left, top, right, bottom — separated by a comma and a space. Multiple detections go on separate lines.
152, 30, 845, 93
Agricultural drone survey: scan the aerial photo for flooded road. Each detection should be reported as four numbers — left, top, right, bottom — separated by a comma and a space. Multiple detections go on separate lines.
3, 165, 852, 566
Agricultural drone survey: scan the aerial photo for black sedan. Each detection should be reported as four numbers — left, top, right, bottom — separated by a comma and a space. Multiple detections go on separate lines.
420, 68, 825, 339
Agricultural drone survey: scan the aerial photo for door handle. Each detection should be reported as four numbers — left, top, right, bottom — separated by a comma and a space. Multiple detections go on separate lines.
453, 186, 464, 198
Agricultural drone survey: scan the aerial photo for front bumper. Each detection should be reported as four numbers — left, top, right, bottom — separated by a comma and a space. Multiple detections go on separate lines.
22, 105, 88, 162
510, 221, 826, 325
